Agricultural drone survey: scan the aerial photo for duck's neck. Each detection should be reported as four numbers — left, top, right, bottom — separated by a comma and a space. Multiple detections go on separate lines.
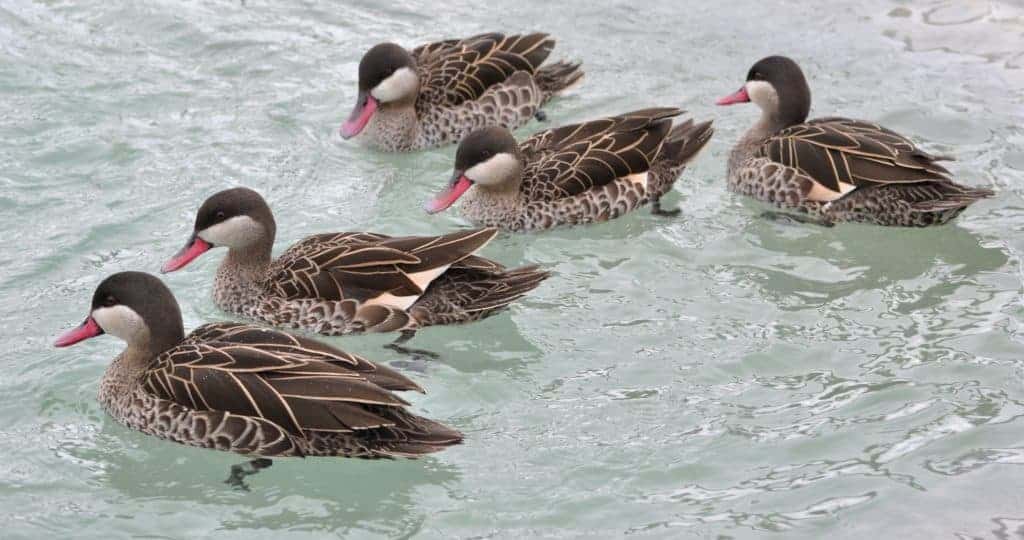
108, 345, 154, 382
213, 240, 272, 310
99, 336, 173, 411
729, 111, 790, 175
220, 239, 272, 282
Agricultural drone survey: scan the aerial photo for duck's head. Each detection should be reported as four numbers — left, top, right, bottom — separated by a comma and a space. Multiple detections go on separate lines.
425, 127, 522, 214
54, 271, 184, 353
717, 55, 811, 127
340, 43, 418, 139
161, 187, 276, 273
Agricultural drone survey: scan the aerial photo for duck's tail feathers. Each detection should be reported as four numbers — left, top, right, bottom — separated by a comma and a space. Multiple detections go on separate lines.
909, 183, 995, 213
463, 265, 551, 315
663, 118, 715, 167
648, 118, 714, 198
375, 411, 464, 458
537, 61, 584, 101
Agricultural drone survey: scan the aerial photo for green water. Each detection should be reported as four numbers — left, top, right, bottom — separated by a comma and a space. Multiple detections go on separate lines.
2, 1, 1023, 538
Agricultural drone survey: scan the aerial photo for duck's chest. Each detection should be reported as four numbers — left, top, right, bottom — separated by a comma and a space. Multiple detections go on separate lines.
364, 107, 419, 151
458, 188, 524, 229
212, 269, 263, 315
98, 378, 163, 434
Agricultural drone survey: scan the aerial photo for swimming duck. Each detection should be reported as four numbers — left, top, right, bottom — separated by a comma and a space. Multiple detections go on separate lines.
717, 55, 993, 226
423, 108, 714, 230
340, 32, 583, 151
54, 272, 461, 486
160, 188, 548, 336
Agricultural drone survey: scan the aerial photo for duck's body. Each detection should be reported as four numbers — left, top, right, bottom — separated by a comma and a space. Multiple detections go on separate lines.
341, 33, 583, 152
425, 108, 714, 231
162, 189, 548, 335
719, 56, 992, 227
57, 273, 461, 459
210, 230, 548, 335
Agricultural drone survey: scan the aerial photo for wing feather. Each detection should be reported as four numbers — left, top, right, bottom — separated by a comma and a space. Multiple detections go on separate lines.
263, 229, 497, 305
413, 33, 554, 108
520, 108, 682, 199
142, 328, 425, 437
760, 117, 953, 193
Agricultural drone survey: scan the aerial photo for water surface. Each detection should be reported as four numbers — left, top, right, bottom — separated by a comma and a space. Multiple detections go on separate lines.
1, 0, 1023, 538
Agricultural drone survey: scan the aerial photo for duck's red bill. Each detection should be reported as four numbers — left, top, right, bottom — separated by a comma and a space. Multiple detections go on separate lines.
424, 176, 473, 214
161, 236, 211, 273
340, 95, 378, 139
55, 317, 103, 347
716, 87, 750, 105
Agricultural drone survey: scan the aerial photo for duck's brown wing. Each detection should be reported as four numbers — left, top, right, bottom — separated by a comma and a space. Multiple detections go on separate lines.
412, 32, 554, 108
143, 337, 417, 438
759, 117, 954, 196
520, 108, 682, 199
263, 228, 498, 306
184, 322, 422, 392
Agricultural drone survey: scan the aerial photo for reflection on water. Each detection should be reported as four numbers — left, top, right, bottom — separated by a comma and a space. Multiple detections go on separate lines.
735, 217, 1009, 309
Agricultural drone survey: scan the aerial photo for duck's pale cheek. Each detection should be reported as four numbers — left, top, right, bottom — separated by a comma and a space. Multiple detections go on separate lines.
198, 216, 262, 248
745, 81, 778, 110
371, 67, 418, 102
92, 305, 147, 343
464, 153, 520, 187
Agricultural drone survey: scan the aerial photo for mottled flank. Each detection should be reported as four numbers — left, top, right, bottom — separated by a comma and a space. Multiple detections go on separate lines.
362, 33, 583, 151
456, 109, 714, 230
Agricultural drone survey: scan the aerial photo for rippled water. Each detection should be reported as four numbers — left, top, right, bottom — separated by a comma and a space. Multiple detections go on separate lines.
2, 1, 1023, 538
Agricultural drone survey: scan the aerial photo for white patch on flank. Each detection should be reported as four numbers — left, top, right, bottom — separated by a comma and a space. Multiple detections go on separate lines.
807, 179, 856, 202
745, 80, 779, 111
198, 216, 262, 249
624, 172, 648, 188
371, 67, 418, 103
465, 153, 520, 187
92, 305, 148, 344
407, 265, 451, 291
363, 265, 452, 311
365, 293, 420, 311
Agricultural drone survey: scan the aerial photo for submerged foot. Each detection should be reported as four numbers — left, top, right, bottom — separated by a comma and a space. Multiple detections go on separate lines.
224, 458, 273, 491
384, 343, 441, 361
760, 210, 835, 228
384, 330, 440, 361
650, 200, 681, 217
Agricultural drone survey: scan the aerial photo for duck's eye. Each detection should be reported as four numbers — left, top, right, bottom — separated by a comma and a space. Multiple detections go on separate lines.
101, 295, 117, 307
215, 211, 226, 220
753, 72, 763, 80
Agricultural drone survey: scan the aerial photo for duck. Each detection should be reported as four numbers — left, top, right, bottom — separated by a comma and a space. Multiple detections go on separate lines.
340, 32, 583, 151
423, 108, 714, 230
54, 272, 462, 486
160, 187, 549, 336
716, 55, 994, 227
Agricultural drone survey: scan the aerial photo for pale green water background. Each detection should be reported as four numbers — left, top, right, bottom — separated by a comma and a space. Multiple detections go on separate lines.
2, 1, 1023, 538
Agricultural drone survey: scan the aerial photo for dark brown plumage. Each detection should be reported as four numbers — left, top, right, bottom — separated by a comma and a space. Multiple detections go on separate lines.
721, 55, 993, 226
344, 32, 583, 151
412, 32, 570, 109
429, 108, 714, 230
57, 272, 461, 459
162, 188, 550, 335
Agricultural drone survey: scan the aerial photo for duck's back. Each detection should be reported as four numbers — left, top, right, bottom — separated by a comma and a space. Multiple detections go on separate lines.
412, 33, 555, 111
